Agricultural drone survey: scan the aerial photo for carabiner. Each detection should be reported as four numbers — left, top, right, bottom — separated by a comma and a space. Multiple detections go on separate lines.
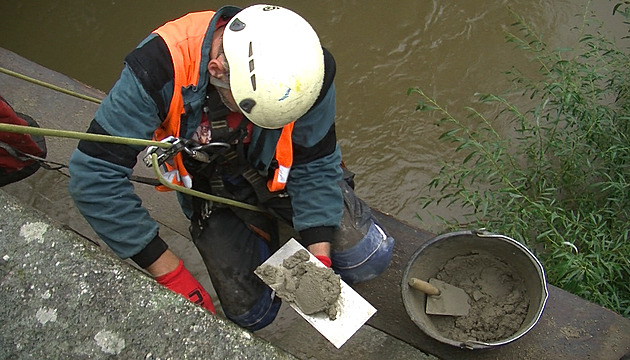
142, 136, 185, 168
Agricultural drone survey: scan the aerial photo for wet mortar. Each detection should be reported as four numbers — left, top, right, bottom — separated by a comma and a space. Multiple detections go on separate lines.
430, 253, 530, 343
255, 249, 341, 320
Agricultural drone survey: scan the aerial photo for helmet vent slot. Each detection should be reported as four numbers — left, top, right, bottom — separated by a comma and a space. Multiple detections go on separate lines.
250, 74, 257, 91
248, 42, 256, 90
229, 18, 246, 32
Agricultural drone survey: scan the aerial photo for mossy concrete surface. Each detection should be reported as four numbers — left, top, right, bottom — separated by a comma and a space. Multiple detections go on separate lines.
0, 191, 295, 359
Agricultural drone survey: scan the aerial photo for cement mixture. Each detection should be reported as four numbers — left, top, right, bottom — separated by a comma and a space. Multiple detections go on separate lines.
430, 252, 530, 342
255, 249, 341, 320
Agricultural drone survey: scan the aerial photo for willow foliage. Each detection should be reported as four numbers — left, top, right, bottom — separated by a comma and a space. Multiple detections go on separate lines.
410, 3, 630, 317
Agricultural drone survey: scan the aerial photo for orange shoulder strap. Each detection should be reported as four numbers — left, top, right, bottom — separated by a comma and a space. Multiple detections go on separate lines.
151, 11, 216, 190
153, 10, 216, 139
267, 121, 295, 192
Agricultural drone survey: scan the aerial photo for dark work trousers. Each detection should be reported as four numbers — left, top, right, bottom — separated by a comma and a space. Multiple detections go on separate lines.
191, 206, 279, 330
188, 170, 284, 330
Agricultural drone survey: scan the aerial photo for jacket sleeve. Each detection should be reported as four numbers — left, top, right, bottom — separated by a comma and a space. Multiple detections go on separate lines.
287, 83, 344, 247
68, 35, 174, 265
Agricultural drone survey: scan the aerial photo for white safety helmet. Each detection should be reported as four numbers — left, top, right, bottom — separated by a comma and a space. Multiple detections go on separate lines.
223, 4, 325, 129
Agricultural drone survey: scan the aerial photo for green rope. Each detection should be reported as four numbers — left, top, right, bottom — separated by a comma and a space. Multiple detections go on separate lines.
0, 123, 169, 148
0, 123, 265, 212
0, 66, 266, 212
0, 66, 103, 104
150, 154, 265, 213
0, 66, 161, 148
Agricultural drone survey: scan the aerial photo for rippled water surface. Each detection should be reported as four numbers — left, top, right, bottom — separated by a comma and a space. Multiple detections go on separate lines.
0, 0, 625, 230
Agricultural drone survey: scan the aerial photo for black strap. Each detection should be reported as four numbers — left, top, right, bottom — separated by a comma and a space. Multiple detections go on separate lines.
192, 101, 286, 224
241, 167, 276, 203
0, 140, 30, 161
0, 140, 63, 171
209, 119, 231, 142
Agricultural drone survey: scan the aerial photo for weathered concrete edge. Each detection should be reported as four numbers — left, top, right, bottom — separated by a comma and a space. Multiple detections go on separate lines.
0, 190, 295, 359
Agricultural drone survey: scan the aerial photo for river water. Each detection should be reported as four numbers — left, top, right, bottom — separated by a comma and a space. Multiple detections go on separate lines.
0, 0, 625, 231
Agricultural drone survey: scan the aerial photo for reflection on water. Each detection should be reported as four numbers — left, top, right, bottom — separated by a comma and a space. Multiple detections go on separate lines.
0, 0, 624, 231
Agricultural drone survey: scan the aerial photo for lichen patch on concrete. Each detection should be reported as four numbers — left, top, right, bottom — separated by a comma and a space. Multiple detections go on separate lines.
19, 222, 48, 243
94, 330, 126, 355
35, 307, 57, 325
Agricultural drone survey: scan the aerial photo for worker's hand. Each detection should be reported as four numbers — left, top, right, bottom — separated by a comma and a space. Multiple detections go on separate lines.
155, 259, 216, 314
308, 242, 332, 267
308, 242, 332, 268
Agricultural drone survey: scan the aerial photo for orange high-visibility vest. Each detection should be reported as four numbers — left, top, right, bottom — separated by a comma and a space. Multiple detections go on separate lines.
152, 11, 216, 191
151, 10, 295, 193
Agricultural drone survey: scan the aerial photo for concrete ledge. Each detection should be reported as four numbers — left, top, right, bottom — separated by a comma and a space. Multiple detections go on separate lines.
2, 45, 628, 359
0, 47, 437, 359
0, 191, 294, 359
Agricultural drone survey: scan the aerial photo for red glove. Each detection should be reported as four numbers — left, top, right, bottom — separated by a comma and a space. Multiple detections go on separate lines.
315, 255, 332, 268
155, 260, 216, 314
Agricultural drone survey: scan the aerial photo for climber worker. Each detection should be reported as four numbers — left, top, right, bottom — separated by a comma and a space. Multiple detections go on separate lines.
0, 95, 47, 187
68, 4, 394, 331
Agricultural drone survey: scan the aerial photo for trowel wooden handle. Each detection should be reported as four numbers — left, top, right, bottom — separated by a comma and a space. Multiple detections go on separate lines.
408, 278, 441, 296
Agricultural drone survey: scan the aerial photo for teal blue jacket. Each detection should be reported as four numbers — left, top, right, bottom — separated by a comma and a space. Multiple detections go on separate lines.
68, 6, 343, 264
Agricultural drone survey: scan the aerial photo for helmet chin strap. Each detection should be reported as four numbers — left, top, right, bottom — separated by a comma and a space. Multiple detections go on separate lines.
209, 75, 230, 89
210, 78, 241, 113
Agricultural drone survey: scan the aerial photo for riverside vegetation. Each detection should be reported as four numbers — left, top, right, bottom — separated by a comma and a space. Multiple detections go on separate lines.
410, 2, 630, 318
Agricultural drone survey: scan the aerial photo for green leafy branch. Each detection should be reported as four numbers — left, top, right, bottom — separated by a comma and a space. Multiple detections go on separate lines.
410, 3, 630, 317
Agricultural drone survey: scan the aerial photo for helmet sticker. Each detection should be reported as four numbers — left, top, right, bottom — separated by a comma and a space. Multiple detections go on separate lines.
278, 88, 291, 101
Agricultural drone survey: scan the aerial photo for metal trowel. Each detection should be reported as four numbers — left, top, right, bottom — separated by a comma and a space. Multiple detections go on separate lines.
255, 238, 377, 348
408, 277, 471, 316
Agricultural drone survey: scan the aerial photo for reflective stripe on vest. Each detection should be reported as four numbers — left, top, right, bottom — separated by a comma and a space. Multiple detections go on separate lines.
152, 11, 216, 190
267, 121, 294, 192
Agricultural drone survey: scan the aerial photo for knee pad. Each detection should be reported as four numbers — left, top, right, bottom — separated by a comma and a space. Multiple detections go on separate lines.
331, 220, 394, 285
223, 286, 282, 331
